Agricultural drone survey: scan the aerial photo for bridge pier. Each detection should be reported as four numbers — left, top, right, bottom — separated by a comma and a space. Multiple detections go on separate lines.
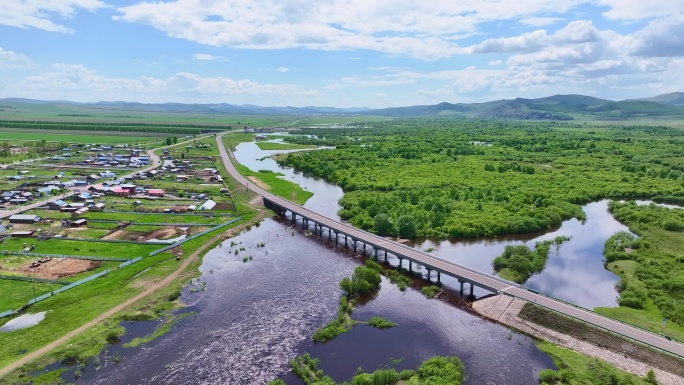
470, 283, 474, 296
409, 260, 412, 272
459, 280, 464, 295
384, 250, 388, 263
398, 258, 403, 268
437, 271, 441, 284
426, 269, 431, 281
374, 248, 378, 260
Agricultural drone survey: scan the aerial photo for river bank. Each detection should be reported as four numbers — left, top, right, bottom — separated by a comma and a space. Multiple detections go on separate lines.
473, 295, 684, 384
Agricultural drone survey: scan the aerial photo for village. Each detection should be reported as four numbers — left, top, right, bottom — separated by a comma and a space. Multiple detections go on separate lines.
0, 135, 239, 318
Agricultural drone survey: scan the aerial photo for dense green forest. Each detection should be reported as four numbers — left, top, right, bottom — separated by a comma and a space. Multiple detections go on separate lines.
280, 119, 684, 239
602, 201, 684, 328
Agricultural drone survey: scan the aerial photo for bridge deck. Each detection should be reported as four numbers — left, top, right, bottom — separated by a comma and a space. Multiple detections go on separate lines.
217, 133, 684, 358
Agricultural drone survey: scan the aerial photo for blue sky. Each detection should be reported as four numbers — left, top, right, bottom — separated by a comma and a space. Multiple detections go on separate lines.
1, 0, 683, 108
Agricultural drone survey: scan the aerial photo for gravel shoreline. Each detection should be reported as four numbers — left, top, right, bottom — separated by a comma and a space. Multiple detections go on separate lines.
472, 294, 684, 385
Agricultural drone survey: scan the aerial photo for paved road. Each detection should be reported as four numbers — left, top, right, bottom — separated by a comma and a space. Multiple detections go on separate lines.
216, 132, 684, 358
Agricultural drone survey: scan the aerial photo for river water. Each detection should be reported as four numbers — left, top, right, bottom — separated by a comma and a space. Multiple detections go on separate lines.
82, 138, 648, 384
83, 218, 554, 385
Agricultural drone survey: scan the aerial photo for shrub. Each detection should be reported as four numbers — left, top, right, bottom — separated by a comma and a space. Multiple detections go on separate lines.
106, 331, 120, 344
662, 219, 684, 232
399, 370, 415, 380
61, 349, 79, 365
122, 312, 155, 321
417, 356, 465, 384
421, 285, 440, 298
367, 317, 396, 329
538, 369, 559, 383
168, 288, 181, 301
385, 269, 411, 291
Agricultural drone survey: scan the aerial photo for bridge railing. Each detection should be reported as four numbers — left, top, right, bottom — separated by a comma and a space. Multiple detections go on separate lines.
507, 289, 684, 347
502, 292, 684, 360
288, 202, 522, 288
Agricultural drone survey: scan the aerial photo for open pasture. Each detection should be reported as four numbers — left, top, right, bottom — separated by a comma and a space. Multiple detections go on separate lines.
0, 129, 163, 144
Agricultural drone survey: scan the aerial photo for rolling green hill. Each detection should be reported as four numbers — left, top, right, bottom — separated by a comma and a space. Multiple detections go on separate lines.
2, 92, 684, 121
630, 92, 684, 106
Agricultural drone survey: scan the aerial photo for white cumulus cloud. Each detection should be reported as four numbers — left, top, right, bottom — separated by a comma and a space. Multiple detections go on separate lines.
594, 0, 684, 20
0, 0, 106, 32
2, 64, 320, 103
630, 14, 684, 57
113, 0, 593, 60
0, 47, 34, 69
192, 54, 220, 61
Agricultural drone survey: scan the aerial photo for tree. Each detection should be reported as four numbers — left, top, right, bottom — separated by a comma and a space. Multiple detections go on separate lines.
339, 277, 353, 297
173, 136, 178, 144
397, 215, 417, 239
166, 137, 172, 146
373, 213, 394, 236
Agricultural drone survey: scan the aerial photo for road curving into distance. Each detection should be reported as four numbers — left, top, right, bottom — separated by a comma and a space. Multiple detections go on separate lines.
216, 132, 684, 358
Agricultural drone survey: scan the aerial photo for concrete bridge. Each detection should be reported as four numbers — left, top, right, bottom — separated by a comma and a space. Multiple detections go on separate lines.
217, 133, 684, 358
263, 198, 496, 296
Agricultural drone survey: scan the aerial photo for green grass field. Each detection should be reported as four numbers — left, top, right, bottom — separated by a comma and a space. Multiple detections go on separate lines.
0, 238, 161, 259
0, 131, 160, 144
234, 163, 313, 205
0, 101, 300, 127
0, 213, 253, 375
537, 341, 657, 385
0, 279, 63, 311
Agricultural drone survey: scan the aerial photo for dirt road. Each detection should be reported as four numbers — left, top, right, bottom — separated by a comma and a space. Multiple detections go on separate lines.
0, 224, 231, 377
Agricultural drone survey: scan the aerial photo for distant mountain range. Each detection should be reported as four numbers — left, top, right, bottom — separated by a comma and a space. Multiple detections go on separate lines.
366, 93, 684, 120
2, 92, 684, 120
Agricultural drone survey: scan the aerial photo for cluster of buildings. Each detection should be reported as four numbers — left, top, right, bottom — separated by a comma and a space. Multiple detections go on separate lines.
1, 169, 121, 208
34, 171, 118, 195
88, 183, 165, 198
79, 153, 150, 168
1, 190, 34, 205
43, 198, 105, 214
50, 144, 150, 168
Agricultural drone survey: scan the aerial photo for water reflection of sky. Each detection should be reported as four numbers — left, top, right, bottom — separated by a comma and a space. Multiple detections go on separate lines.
410, 201, 628, 309
234, 141, 627, 309
234, 141, 343, 220
634, 200, 684, 210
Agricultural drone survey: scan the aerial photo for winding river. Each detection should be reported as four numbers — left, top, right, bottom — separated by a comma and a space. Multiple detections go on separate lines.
78, 138, 654, 384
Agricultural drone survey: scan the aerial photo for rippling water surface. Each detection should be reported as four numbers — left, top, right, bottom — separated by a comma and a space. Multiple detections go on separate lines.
86, 218, 554, 385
